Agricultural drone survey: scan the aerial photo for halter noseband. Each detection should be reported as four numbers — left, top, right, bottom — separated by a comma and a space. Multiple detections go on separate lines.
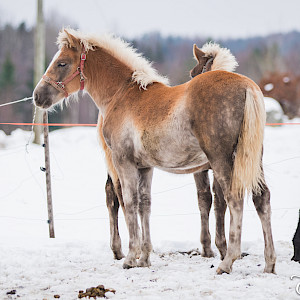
42, 46, 87, 98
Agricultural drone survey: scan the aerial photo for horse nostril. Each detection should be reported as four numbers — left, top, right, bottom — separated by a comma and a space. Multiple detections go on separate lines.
34, 92, 40, 105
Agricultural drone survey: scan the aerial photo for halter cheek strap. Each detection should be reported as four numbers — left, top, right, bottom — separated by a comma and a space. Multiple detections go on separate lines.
42, 46, 87, 98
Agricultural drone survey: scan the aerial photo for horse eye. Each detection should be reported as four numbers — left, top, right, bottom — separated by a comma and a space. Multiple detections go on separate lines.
58, 62, 67, 67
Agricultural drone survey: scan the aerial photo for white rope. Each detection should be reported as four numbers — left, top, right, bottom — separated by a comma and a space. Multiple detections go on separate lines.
0, 96, 33, 107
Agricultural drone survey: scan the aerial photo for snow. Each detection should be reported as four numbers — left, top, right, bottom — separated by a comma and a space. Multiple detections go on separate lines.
264, 97, 283, 114
264, 97, 284, 123
0, 125, 300, 299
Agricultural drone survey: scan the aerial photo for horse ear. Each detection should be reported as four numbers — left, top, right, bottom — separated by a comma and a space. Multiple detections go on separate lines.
193, 44, 205, 62
64, 29, 80, 49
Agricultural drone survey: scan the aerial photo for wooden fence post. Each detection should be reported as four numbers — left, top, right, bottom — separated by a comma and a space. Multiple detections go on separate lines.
43, 111, 55, 238
33, 0, 45, 144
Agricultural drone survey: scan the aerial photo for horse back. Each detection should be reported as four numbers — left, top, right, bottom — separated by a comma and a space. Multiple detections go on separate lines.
103, 70, 261, 172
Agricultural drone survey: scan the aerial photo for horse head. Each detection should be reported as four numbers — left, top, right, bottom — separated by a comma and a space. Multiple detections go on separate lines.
190, 44, 214, 77
33, 30, 87, 109
190, 42, 238, 78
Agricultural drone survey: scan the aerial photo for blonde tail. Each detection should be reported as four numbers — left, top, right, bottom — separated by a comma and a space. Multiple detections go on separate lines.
231, 87, 266, 198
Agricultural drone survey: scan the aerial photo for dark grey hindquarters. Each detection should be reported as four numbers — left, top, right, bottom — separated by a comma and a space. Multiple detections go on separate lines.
188, 73, 248, 273
292, 209, 300, 262
189, 73, 275, 273
191, 52, 228, 260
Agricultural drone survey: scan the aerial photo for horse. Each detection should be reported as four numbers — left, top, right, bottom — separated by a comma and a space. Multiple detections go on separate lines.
188, 42, 239, 261
33, 28, 276, 274
100, 41, 239, 262
292, 209, 300, 262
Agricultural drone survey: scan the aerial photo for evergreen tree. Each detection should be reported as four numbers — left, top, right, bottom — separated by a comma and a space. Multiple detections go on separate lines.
0, 53, 15, 91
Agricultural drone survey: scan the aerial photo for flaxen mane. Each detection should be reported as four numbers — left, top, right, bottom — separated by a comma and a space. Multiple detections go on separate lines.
196, 42, 238, 72
57, 28, 169, 90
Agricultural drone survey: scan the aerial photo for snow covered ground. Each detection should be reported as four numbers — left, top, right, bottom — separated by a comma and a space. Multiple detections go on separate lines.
0, 123, 299, 299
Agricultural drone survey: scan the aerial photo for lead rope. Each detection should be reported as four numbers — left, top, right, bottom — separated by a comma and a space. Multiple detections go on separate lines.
0, 96, 33, 108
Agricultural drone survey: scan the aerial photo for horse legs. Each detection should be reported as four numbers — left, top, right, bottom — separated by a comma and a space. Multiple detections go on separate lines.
213, 178, 227, 260
194, 171, 214, 257
217, 192, 243, 274
252, 178, 276, 273
112, 176, 142, 260
105, 175, 125, 260
209, 160, 244, 274
137, 168, 153, 267
114, 161, 141, 269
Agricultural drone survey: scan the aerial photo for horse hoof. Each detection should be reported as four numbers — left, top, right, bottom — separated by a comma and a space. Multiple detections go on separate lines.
123, 263, 132, 269
263, 264, 276, 274
216, 267, 229, 275
137, 259, 151, 268
123, 262, 136, 269
216, 261, 231, 274
202, 249, 215, 258
123, 258, 137, 269
240, 252, 249, 259
113, 251, 125, 260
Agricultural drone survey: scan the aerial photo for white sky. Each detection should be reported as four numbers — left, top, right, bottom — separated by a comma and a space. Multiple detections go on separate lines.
1, 0, 300, 39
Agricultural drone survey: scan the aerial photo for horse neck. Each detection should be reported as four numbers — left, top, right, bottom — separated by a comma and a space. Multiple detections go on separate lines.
84, 48, 132, 114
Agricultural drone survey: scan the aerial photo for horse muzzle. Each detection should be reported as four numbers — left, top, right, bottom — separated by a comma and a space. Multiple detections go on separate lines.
33, 91, 53, 109
33, 82, 61, 109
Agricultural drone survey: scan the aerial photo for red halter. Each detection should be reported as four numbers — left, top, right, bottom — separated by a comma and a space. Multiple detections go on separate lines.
42, 46, 87, 98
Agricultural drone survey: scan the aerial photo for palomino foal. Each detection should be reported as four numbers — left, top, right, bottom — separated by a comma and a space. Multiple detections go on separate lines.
33, 29, 276, 274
